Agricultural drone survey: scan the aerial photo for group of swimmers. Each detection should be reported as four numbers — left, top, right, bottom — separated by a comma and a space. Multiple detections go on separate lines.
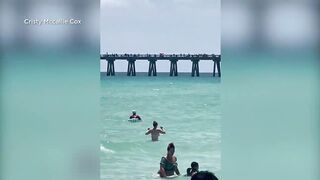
129, 111, 219, 179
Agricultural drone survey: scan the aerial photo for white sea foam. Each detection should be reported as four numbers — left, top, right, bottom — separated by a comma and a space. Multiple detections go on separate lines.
100, 145, 115, 154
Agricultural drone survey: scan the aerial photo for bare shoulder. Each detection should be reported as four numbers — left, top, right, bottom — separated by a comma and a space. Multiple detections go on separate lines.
160, 156, 166, 162
173, 156, 177, 162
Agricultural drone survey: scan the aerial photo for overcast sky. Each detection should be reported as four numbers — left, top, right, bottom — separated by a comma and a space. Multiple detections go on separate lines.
100, 0, 220, 72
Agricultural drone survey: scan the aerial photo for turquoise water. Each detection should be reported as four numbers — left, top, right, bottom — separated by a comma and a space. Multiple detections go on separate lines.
1, 52, 319, 180
100, 74, 221, 180
221, 52, 320, 180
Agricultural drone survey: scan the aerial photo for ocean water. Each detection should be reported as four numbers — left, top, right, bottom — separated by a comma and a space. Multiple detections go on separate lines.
1, 52, 318, 180
100, 73, 221, 180
221, 52, 320, 180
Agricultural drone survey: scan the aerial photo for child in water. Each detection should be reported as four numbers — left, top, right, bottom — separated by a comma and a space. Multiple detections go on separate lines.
186, 162, 199, 176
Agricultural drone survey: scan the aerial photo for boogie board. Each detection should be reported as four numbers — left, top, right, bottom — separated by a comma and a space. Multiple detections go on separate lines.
152, 173, 179, 179
128, 118, 142, 122
165, 175, 179, 179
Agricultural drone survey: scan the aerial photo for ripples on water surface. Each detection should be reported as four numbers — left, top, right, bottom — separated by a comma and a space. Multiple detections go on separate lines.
100, 74, 221, 180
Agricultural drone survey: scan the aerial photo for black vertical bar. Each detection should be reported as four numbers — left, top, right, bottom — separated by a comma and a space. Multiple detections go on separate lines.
152, 63, 154, 75
148, 61, 151, 76
109, 61, 112, 76
196, 61, 199, 77
213, 61, 216, 77
191, 61, 195, 77
150, 63, 153, 76
170, 61, 173, 76
106, 61, 110, 76
174, 61, 178, 76
172, 62, 174, 76
109, 60, 111, 76
133, 61, 136, 76
153, 61, 157, 76
217, 61, 221, 77
151, 62, 154, 76
111, 61, 115, 76
130, 62, 133, 76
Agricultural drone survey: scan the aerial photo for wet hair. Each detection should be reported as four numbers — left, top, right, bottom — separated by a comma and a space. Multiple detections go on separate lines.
187, 162, 199, 176
167, 142, 175, 151
191, 171, 218, 180
191, 162, 199, 169
186, 168, 193, 176
153, 121, 158, 128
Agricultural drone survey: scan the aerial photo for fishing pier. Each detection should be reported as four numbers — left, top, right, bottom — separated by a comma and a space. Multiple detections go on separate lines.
100, 53, 221, 77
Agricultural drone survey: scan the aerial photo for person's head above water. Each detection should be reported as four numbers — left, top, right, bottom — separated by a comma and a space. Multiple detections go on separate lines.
167, 142, 175, 155
132, 110, 136, 115
153, 121, 158, 128
191, 162, 199, 171
191, 171, 218, 180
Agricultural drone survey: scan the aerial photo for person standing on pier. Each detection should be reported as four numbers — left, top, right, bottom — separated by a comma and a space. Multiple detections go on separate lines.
145, 121, 166, 141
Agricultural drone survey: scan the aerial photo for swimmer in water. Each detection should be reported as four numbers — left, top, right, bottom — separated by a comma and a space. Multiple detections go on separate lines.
158, 142, 180, 177
186, 162, 199, 176
129, 110, 141, 120
145, 121, 166, 141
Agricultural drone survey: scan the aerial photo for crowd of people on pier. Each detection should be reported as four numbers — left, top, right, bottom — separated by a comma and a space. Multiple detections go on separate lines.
103, 52, 220, 59
128, 111, 219, 179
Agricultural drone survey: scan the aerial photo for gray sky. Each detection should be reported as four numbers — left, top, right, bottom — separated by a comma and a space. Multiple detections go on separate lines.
100, 0, 220, 72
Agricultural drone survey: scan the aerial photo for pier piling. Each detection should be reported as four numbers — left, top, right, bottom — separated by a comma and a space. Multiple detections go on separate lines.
169, 58, 178, 76
213, 55, 221, 77
127, 58, 136, 76
106, 59, 115, 76
191, 58, 200, 77
148, 58, 157, 76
